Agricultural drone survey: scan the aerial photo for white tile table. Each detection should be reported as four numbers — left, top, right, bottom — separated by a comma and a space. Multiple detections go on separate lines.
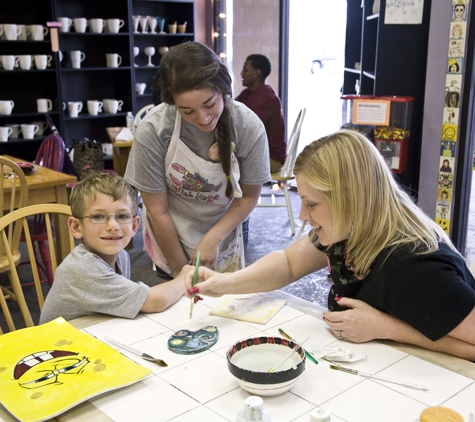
1, 292, 474, 422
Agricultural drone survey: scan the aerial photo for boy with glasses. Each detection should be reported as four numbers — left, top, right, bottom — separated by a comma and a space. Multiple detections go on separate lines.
40, 173, 188, 323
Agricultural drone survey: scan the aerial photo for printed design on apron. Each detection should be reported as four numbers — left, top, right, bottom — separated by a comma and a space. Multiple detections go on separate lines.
167, 163, 223, 203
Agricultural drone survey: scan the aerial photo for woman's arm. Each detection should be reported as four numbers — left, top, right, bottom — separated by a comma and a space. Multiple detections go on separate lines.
191, 183, 261, 269
324, 297, 475, 360
185, 235, 328, 297
141, 191, 188, 277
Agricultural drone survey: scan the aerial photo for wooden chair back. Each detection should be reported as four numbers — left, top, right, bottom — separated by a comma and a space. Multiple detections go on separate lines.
0, 204, 74, 333
0, 157, 28, 269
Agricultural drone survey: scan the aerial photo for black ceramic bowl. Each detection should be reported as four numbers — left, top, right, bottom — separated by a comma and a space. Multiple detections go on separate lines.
226, 336, 306, 396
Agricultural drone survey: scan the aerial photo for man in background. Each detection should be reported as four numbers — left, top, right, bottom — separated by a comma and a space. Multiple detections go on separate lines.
236, 54, 286, 173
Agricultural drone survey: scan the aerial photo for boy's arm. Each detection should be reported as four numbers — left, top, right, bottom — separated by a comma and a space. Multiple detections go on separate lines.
140, 265, 193, 313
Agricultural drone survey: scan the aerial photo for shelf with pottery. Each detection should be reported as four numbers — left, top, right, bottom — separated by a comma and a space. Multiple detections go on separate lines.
60, 67, 133, 72
63, 113, 127, 121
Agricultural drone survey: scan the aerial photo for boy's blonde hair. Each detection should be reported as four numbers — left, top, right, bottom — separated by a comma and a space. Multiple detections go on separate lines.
294, 129, 456, 277
69, 173, 138, 218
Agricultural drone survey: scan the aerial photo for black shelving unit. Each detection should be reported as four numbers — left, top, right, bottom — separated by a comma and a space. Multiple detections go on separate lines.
342, 0, 431, 191
0, 0, 195, 160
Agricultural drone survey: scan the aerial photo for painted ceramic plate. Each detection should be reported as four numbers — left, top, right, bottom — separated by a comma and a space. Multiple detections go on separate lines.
167, 326, 219, 355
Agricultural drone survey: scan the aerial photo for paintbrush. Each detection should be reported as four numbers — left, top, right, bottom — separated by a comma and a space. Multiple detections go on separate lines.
268, 336, 310, 373
104, 336, 167, 367
329, 363, 428, 391
189, 251, 201, 319
278, 328, 318, 365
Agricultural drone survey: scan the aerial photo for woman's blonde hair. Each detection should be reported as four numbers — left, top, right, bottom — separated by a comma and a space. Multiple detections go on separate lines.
293, 129, 456, 276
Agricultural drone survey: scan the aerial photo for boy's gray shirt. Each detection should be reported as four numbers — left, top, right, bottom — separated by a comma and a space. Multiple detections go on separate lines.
40, 243, 149, 324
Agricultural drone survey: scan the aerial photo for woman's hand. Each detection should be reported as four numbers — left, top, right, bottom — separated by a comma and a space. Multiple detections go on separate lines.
323, 297, 389, 343
190, 236, 221, 269
184, 266, 232, 298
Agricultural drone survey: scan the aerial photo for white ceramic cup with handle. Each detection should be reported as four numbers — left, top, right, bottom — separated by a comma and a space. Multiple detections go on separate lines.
19, 55, 33, 70
104, 99, 123, 114
68, 101, 83, 118
106, 19, 125, 33
17, 24, 31, 41
106, 53, 122, 68
0, 126, 13, 142
34, 54, 53, 70
30, 25, 48, 41
3, 24, 22, 41
31, 121, 48, 136
1, 55, 20, 71
90, 18, 105, 33
20, 124, 40, 139
87, 100, 104, 116
5, 124, 20, 138
37, 98, 53, 113
74, 18, 89, 33
0, 100, 15, 115
70, 50, 86, 69
58, 17, 73, 33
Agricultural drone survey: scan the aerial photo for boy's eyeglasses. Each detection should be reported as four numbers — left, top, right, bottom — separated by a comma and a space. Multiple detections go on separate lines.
78, 214, 136, 224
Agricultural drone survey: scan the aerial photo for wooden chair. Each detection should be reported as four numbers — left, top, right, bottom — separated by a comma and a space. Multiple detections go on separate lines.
0, 204, 75, 333
257, 108, 306, 235
0, 157, 29, 333
19, 135, 68, 286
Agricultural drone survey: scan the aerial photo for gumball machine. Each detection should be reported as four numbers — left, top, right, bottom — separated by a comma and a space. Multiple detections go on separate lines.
373, 96, 414, 174
340, 94, 378, 140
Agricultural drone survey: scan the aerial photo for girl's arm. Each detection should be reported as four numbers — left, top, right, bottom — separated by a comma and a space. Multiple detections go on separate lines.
141, 191, 188, 277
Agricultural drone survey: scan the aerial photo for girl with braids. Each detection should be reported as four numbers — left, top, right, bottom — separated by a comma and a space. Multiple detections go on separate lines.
125, 42, 269, 280
185, 130, 475, 360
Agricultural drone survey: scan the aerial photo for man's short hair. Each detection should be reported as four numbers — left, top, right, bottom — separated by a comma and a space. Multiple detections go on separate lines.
246, 54, 271, 80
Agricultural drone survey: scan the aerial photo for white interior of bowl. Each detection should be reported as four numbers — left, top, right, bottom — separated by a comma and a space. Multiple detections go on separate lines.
231, 344, 303, 372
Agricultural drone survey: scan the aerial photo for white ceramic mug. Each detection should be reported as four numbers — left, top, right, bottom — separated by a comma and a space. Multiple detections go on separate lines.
70, 50, 86, 69
1, 55, 20, 71
0, 100, 15, 115
58, 17, 73, 33
20, 124, 40, 139
0, 126, 13, 142
87, 100, 103, 115
3, 24, 22, 40
19, 55, 33, 70
135, 82, 146, 95
74, 18, 89, 33
106, 19, 125, 33
30, 25, 48, 41
103, 99, 123, 114
17, 24, 31, 41
90, 18, 105, 33
34, 54, 53, 70
5, 124, 20, 138
106, 53, 122, 68
37, 98, 53, 113
31, 121, 48, 136
68, 101, 83, 118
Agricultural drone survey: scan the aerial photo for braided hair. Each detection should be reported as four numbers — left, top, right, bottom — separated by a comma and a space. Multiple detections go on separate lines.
160, 42, 235, 197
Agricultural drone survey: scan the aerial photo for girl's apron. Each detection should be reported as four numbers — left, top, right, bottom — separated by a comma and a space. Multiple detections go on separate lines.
143, 111, 245, 276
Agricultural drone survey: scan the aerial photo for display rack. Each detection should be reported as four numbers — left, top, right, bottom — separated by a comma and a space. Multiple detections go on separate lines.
0, 0, 195, 161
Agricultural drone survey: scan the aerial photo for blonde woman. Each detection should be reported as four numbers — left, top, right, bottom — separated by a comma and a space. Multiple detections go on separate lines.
185, 130, 475, 360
